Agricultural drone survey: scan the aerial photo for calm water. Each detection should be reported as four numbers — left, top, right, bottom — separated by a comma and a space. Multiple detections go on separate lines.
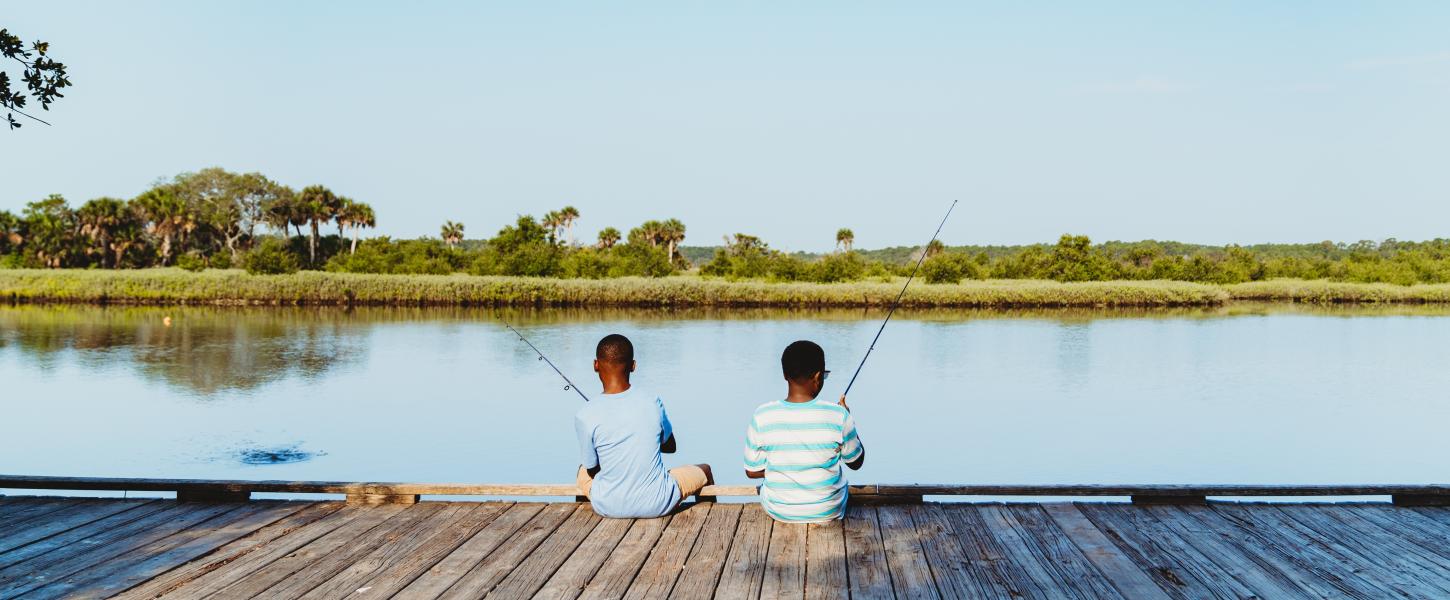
4, 304, 1450, 494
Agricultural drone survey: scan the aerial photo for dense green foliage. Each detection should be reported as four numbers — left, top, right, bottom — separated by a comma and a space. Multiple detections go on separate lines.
9, 170, 1450, 287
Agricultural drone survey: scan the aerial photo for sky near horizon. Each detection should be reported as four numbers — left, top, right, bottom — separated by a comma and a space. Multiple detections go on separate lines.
3, 2, 1449, 251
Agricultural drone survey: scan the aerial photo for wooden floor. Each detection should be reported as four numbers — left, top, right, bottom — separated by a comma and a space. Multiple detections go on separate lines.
6, 497, 1450, 599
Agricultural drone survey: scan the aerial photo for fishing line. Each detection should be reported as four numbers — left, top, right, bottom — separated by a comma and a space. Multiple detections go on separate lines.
502, 320, 592, 402
841, 200, 958, 397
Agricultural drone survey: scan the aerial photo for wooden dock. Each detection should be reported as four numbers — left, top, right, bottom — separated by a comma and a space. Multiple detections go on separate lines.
8, 493, 1450, 599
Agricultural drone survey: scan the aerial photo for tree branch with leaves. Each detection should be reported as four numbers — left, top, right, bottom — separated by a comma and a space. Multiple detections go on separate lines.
1, 27, 70, 130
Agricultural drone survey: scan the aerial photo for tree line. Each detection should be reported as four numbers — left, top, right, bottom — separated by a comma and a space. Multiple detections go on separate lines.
0, 168, 377, 272
8, 172, 1450, 284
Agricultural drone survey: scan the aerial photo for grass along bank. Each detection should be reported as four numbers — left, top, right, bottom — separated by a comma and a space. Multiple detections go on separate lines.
8, 269, 1450, 307
0, 269, 1231, 307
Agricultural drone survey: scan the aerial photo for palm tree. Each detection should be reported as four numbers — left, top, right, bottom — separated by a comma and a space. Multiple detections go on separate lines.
108, 207, 146, 268
441, 220, 465, 248
659, 218, 686, 264
597, 227, 621, 249
77, 197, 128, 267
134, 186, 194, 265
261, 191, 304, 238
22, 195, 77, 268
836, 228, 854, 252
542, 211, 564, 244
925, 239, 946, 258
559, 205, 580, 245
296, 185, 342, 264
336, 199, 376, 254
630, 220, 663, 247
0, 210, 22, 254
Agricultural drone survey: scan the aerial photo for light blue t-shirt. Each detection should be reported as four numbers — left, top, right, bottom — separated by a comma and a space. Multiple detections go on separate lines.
574, 387, 680, 518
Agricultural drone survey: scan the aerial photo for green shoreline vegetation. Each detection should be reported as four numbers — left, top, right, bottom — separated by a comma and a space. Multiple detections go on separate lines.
5, 269, 1450, 307
6, 167, 1450, 306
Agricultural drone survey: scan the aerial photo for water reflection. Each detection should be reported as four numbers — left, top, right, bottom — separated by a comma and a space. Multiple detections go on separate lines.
4, 302, 1450, 397
0, 306, 367, 395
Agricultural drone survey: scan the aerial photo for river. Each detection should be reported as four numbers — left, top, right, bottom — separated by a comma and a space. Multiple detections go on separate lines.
3, 304, 1448, 495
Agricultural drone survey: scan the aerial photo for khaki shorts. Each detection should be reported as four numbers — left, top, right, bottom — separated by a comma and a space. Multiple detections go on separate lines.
577, 464, 710, 501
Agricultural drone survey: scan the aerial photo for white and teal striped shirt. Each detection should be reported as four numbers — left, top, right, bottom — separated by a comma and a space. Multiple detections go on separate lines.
743, 398, 863, 523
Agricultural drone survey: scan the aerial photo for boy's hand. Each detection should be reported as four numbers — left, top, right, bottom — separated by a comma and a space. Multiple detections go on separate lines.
839, 395, 850, 411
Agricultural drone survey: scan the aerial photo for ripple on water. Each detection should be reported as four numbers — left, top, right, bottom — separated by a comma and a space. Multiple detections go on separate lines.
236, 444, 325, 465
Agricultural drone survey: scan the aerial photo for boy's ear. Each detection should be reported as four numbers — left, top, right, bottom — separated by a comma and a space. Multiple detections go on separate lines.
593, 359, 601, 373
629, 360, 637, 373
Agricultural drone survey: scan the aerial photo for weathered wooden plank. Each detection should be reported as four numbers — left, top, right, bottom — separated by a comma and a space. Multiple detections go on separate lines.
257, 503, 452, 599
715, 505, 772, 600
436, 503, 578, 599
906, 504, 995, 600
1076, 503, 1238, 600
1140, 505, 1312, 599
1346, 505, 1450, 564
484, 505, 603, 599
669, 503, 742, 600
0, 498, 93, 536
0, 497, 83, 524
30, 501, 314, 600
803, 519, 847, 600
977, 505, 1092, 599
877, 504, 940, 599
0, 500, 176, 570
0, 501, 245, 598
995, 505, 1124, 599
336, 502, 511, 599
577, 514, 674, 600
842, 506, 894, 600
197, 504, 411, 599
394, 502, 546, 598
1324, 506, 1450, 589
0, 499, 153, 554
1170, 504, 1350, 599
534, 514, 634, 600
1249, 504, 1439, 597
299, 502, 482, 599
1043, 503, 1169, 600
1208, 504, 1405, 599
110, 502, 345, 600
1275, 505, 1450, 595
760, 518, 806, 600
939, 504, 1041, 600
624, 504, 711, 599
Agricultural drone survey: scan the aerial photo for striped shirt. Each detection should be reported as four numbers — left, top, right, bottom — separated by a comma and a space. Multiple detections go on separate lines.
743, 398, 863, 523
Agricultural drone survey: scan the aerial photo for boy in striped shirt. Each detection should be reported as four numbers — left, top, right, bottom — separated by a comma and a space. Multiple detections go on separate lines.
744, 340, 866, 523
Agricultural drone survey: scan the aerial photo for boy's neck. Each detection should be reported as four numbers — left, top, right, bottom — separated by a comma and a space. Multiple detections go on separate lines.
601, 379, 631, 395
785, 385, 818, 403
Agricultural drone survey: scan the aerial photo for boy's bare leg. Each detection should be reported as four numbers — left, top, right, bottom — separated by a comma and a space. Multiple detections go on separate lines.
669, 464, 714, 501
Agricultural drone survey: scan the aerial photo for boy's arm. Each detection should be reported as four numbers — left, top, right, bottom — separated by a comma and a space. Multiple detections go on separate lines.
657, 396, 676, 453
744, 413, 767, 478
840, 402, 866, 470
575, 414, 601, 477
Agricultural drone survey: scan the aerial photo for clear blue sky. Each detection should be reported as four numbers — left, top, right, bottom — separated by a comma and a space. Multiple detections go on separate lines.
5, 2, 1449, 251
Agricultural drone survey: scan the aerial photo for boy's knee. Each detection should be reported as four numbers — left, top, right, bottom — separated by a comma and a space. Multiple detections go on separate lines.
696, 464, 715, 485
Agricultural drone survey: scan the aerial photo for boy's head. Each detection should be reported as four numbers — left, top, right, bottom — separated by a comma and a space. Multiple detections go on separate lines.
594, 333, 636, 380
781, 340, 827, 398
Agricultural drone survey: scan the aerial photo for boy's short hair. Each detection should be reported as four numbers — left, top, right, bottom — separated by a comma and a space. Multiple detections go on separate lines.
596, 334, 634, 364
781, 340, 825, 382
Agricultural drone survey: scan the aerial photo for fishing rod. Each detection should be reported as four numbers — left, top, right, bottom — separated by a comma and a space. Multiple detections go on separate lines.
502, 319, 591, 402
841, 199, 958, 397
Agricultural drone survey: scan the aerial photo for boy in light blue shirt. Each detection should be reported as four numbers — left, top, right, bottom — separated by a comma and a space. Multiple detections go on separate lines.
575, 334, 713, 518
